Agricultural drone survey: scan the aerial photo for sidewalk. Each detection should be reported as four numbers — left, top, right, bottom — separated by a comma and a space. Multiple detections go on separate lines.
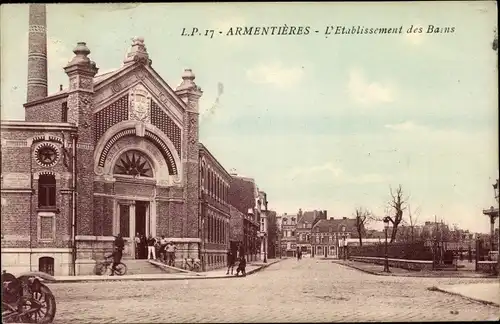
432, 282, 500, 307
50, 259, 282, 283
333, 260, 497, 278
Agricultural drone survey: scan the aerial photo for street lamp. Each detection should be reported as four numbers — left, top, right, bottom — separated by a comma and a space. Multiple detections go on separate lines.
383, 216, 391, 272
341, 225, 347, 261
493, 179, 499, 271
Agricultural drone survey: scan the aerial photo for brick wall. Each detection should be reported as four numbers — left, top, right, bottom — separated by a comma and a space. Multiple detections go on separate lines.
25, 96, 68, 122
1, 126, 76, 249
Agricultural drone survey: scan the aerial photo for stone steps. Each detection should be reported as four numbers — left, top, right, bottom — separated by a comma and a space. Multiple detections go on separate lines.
122, 259, 170, 275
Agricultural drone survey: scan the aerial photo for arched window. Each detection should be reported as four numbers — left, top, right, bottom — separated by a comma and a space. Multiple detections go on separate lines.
113, 150, 153, 177
38, 257, 54, 276
38, 174, 56, 208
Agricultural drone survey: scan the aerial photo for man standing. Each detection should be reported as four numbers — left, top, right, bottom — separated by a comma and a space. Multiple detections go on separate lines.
134, 232, 141, 259
166, 241, 177, 266
111, 233, 125, 275
159, 235, 168, 262
226, 249, 235, 275
147, 235, 157, 260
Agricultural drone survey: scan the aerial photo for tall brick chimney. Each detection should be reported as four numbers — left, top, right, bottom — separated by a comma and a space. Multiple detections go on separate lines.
27, 4, 48, 102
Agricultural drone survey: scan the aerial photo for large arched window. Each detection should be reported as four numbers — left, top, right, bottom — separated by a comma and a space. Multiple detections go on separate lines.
38, 174, 56, 208
113, 150, 153, 177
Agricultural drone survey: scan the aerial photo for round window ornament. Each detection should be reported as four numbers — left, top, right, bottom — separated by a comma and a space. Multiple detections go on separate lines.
34, 143, 60, 167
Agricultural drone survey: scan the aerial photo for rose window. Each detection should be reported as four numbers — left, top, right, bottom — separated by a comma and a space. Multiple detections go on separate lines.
34, 143, 60, 167
113, 150, 153, 177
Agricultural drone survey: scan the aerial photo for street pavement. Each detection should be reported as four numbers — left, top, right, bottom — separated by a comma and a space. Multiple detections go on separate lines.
436, 282, 500, 306
48, 257, 499, 323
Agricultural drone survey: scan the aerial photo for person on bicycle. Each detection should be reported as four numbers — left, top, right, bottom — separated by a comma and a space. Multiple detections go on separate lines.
111, 233, 125, 275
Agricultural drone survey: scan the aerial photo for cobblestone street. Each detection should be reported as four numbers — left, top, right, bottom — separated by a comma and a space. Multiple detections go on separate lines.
49, 258, 499, 323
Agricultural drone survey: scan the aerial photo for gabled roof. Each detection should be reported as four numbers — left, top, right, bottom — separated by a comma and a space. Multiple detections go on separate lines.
297, 211, 318, 224
313, 218, 357, 233
93, 65, 129, 85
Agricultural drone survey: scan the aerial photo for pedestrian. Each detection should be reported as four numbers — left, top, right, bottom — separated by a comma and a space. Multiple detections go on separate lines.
134, 232, 141, 259
110, 233, 124, 276
235, 255, 246, 277
159, 235, 168, 262
166, 241, 177, 266
147, 235, 157, 260
139, 233, 147, 259
226, 249, 235, 275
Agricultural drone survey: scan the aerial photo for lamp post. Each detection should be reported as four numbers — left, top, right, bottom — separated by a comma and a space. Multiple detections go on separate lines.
493, 179, 499, 273
341, 225, 347, 261
383, 216, 391, 272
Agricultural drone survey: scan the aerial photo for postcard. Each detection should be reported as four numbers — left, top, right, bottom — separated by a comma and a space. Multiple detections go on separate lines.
1, 2, 498, 323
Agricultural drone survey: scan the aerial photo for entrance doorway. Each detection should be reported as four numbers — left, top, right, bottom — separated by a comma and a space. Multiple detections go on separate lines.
135, 201, 148, 237
135, 200, 149, 259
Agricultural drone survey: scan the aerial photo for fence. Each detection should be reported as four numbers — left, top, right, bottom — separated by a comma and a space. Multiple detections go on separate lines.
348, 242, 433, 261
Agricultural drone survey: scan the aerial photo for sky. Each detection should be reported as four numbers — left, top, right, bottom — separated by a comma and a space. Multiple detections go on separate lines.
1, 2, 498, 233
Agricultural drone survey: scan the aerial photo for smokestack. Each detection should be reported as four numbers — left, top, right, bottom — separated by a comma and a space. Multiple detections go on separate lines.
27, 4, 48, 102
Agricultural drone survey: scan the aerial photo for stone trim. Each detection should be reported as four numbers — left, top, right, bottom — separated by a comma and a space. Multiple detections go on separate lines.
1, 189, 33, 194
0, 121, 77, 131
165, 238, 201, 243
1, 235, 31, 241
75, 235, 116, 241
1, 248, 72, 253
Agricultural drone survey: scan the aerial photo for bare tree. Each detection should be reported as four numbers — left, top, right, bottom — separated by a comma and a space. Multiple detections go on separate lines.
354, 207, 372, 246
407, 204, 421, 243
387, 185, 408, 243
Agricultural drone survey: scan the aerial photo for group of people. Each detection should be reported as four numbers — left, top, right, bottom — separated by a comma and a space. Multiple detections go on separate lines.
226, 248, 247, 277
134, 233, 177, 266
108, 234, 249, 277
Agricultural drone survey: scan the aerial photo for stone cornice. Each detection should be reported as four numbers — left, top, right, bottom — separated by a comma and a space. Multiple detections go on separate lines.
0, 121, 78, 132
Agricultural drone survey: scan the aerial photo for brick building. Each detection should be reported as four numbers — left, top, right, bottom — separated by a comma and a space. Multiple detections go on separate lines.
1, 4, 230, 275
311, 217, 357, 258
227, 172, 260, 262
199, 144, 231, 270
296, 209, 326, 255
277, 212, 298, 257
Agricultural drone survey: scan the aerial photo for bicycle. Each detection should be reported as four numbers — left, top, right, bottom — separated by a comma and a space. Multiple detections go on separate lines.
183, 258, 201, 272
95, 258, 128, 276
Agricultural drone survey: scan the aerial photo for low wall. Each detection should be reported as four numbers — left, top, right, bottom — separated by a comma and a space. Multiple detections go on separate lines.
477, 261, 498, 274
350, 256, 434, 271
1, 248, 72, 276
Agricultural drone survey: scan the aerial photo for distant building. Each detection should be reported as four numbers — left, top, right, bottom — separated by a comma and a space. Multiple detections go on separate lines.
227, 172, 260, 262
278, 212, 298, 257
296, 210, 326, 255
311, 217, 357, 258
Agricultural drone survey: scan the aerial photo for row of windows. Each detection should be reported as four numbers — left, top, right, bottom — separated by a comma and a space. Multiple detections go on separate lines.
206, 214, 228, 245
200, 162, 229, 204
282, 217, 296, 225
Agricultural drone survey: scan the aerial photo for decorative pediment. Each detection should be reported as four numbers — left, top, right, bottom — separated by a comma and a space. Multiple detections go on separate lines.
93, 64, 186, 125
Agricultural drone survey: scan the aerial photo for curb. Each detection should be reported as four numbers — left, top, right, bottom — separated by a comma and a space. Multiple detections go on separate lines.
427, 286, 500, 308
49, 260, 282, 284
333, 261, 497, 279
